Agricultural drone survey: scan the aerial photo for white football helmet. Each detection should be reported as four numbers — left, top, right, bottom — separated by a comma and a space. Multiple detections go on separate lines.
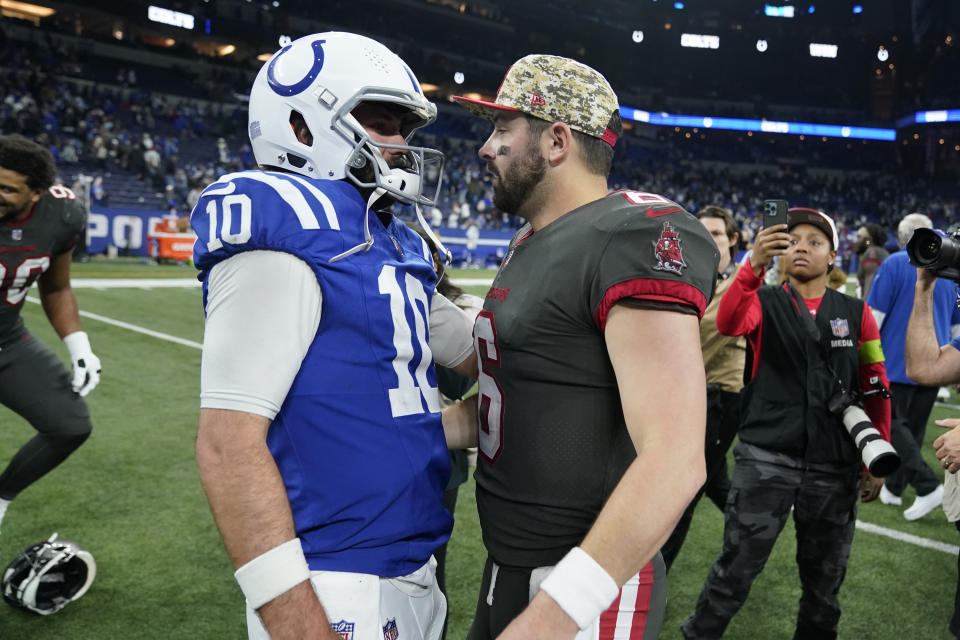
248, 32, 444, 208
2, 533, 96, 615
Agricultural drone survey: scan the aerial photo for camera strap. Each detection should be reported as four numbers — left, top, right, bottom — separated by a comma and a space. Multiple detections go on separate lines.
785, 283, 855, 399
785, 283, 847, 383
786, 283, 822, 345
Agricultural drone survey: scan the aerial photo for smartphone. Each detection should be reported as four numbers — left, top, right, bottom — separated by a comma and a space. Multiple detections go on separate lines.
763, 199, 788, 228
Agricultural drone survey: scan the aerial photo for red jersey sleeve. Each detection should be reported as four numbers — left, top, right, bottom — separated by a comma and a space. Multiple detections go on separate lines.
716, 258, 764, 338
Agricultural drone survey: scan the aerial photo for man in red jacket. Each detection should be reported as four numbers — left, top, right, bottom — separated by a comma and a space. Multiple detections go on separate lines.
682, 207, 890, 640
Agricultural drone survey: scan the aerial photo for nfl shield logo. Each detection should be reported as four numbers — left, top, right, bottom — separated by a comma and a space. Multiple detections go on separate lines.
830, 318, 849, 338
383, 618, 399, 640
11, 229, 22, 241
330, 620, 355, 640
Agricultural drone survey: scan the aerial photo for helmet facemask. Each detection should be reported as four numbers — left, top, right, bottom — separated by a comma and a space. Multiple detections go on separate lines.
328, 87, 445, 209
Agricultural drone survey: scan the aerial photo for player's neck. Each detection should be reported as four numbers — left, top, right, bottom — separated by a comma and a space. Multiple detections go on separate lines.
527, 171, 608, 232
1, 204, 33, 224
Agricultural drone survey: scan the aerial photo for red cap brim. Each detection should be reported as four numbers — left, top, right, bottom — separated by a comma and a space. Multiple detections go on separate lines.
451, 95, 520, 120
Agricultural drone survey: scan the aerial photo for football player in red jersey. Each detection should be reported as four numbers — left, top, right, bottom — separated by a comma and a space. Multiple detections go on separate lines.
454, 56, 719, 640
0, 134, 101, 533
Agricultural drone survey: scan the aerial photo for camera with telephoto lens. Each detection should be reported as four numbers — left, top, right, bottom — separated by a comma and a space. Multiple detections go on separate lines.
906, 228, 960, 282
828, 380, 899, 477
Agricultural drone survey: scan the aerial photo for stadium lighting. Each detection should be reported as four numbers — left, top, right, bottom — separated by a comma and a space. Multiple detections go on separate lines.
147, 5, 195, 30
674, 1, 684, 8
756, 39, 768, 52
809, 43, 838, 58
617, 107, 897, 141
681, 33, 720, 49
877, 46, 889, 61
764, 5, 795, 18
808, 5, 815, 13
0, 0, 55, 21
632, 30, 644, 43
852, 4, 863, 14
454, 71, 465, 85
914, 109, 960, 124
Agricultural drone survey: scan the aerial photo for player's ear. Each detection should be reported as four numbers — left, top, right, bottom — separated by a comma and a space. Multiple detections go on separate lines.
544, 121, 573, 165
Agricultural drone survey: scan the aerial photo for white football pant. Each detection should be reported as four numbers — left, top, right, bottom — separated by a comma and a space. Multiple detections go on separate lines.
246, 557, 446, 640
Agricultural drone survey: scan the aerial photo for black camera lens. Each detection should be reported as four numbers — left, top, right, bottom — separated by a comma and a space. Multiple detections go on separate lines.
916, 235, 942, 263
907, 227, 960, 281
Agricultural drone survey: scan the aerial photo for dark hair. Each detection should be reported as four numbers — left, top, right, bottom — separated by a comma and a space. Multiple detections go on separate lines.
698, 205, 739, 262
0, 134, 57, 191
863, 223, 888, 247
525, 110, 621, 177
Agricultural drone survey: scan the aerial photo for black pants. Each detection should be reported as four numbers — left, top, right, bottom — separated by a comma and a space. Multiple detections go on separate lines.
885, 382, 940, 497
661, 386, 740, 571
0, 334, 92, 500
682, 443, 859, 640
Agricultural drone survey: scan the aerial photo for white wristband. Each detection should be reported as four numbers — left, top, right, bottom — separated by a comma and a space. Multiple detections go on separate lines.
234, 538, 311, 610
63, 331, 91, 357
539, 547, 619, 630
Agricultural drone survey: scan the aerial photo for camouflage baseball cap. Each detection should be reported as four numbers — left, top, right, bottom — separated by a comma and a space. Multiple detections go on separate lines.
452, 54, 620, 147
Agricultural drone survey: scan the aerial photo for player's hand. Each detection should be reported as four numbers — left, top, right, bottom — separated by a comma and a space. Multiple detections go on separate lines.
63, 331, 102, 397
749, 223, 791, 275
259, 581, 340, 640
916, 266, 938, 289
442, 394, 479, 449
934, 419, 960, 473
859, 471, 883, 502
496, 591, 579, 640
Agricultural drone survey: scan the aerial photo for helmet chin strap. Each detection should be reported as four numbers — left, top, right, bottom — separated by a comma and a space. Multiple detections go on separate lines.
330, 144, 445, 265
415, 202, 451, 270
329, 186, 384, 263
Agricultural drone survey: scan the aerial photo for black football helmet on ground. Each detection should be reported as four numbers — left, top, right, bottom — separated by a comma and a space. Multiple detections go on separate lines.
1, 533, 96, 615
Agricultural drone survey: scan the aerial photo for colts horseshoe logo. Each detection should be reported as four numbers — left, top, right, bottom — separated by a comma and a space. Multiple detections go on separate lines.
267, 39, 326, 97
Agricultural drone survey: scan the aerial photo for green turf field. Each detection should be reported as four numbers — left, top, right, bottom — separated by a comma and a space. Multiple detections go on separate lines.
0, 261, 956, 638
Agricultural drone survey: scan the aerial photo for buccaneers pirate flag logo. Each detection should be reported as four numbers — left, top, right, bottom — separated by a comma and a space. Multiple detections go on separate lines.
652, 221, 687, 275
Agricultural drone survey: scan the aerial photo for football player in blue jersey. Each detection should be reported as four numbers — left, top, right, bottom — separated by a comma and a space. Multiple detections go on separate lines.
0, 134, 100, 535
192, 32, 479, 640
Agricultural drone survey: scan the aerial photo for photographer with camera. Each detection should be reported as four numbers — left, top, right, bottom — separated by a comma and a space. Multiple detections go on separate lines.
903, 260, 960, 639
683, 207, 892, 640
866, 213, 959, 519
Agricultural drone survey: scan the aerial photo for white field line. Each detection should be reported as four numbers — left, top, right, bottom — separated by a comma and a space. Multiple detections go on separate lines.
450, 277, 493, 287
30, 278, 960, 556
70, 278, 201, 288
856, 520, 959, 555
25, 296, 203, 350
